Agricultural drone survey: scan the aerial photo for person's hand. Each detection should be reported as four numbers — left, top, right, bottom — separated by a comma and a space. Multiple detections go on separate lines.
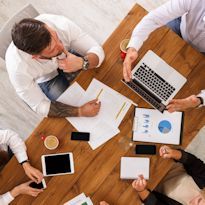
123, 47, 138, 82
132, 175, 147, 192
57, 49, 83, 73
22, 162, 43, 184
10, 181, 43, 198
167, 95, 201, 113
159, 145, 182, 160
100, 201, 109, 205
78, 99, 101, 117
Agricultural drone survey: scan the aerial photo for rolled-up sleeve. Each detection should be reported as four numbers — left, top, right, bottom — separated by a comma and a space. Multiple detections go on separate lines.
0, 129, 28, 163
8, 69, 50, 117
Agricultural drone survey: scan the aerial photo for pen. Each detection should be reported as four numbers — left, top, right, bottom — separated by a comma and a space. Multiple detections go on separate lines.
96, 88, 103, 100
115, 102, 126, 119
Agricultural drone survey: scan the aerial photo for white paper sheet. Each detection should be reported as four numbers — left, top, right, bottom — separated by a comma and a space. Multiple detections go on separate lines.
133, 108, 183, 144
57, 79, 132, 150
64, 193, 93, 205
57, 82, 85, 106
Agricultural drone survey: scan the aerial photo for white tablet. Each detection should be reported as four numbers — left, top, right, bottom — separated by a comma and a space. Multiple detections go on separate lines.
41, 152, 74, 176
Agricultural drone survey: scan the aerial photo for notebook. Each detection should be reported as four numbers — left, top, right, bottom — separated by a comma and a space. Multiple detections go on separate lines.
120, 157, 150, 180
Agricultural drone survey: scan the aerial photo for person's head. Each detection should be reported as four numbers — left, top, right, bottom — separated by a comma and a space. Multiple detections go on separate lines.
11, 18, 64, 59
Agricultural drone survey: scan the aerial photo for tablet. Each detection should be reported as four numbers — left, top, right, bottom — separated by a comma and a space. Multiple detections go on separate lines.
41, 152, 74, 176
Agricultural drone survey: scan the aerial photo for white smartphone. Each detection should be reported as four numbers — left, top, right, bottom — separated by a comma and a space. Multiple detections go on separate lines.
29, 178, 47, 189
41, 152, 74, 177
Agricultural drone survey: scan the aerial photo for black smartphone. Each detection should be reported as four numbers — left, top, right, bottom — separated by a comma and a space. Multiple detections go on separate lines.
71, 132, 90, 141
29, 179, 46, 189
135, 144, 156, 155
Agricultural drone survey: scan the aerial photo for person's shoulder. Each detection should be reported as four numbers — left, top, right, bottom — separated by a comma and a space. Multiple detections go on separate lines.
36, 13, 73, 25
5, 43, 30, 75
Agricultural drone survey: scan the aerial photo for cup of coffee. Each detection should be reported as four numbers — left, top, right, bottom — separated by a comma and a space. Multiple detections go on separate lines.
120, 39, 130, 60
44, 135, 59, 150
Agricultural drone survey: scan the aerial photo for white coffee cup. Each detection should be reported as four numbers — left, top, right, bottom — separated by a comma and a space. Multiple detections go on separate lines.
44, 135, 59, 150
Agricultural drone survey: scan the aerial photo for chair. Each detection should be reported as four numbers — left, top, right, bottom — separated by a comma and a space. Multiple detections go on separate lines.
0, 4, 39, 60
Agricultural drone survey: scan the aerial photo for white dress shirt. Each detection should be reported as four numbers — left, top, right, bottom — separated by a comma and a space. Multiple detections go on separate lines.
6, 14, 105, 116
128, 0, 205, 106
128, 0, 205, 52
0, 129, 28, 205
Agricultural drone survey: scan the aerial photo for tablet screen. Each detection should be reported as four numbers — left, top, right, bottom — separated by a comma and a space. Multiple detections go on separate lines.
45, 154, 71, 175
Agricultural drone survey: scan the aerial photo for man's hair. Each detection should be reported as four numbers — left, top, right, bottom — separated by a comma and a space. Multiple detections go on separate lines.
11, 18, 51, 55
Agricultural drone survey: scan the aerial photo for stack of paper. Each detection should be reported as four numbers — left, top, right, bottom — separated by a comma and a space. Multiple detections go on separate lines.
64, 193, 93, 205
120, 157, 150, 180
57, 79, 133, 150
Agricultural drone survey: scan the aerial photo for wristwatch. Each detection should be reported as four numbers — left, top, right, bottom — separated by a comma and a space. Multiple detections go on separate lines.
81, 56, 89, 70
197, 96, 204, 107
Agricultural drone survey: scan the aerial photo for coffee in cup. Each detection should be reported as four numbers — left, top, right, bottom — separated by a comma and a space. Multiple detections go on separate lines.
44, 135, 59, 150
120, 39, 130, 60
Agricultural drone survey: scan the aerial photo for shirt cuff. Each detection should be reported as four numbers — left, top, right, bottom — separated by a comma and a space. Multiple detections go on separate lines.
127, 37, 144, 51
87, 46, 105, 67
143, 192, 158, 205
1, 192, 14, 204
15, 150, 28, 163
197, 90, 205, 106
176, 149, 188, 164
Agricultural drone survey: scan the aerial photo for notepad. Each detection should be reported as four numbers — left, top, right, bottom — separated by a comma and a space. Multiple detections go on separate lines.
120, 157, 150, 180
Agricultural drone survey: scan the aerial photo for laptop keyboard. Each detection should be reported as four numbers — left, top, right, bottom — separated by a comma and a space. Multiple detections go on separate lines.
133, 63, 175, 101
122, 79, 166, 113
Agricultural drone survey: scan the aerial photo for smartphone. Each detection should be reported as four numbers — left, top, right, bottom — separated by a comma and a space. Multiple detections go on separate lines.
71, 132, 90, 141
135, 144, 156, 155
29, 179, 46, 189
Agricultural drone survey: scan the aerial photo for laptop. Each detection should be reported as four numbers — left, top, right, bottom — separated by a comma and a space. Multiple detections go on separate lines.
122, 50, 187, 113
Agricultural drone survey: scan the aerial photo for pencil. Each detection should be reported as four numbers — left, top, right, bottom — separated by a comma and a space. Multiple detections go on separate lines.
115, 102, 126, 119
96, 88, 103, 99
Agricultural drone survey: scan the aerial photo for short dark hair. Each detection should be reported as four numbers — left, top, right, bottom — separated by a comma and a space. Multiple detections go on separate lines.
11, 18, 51, 54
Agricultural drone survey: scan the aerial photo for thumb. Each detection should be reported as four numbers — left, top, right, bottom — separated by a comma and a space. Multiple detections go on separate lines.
63, 48, 69, 56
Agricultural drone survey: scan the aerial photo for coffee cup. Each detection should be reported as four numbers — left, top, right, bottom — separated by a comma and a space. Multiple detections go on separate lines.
120, 39, 129, 60
44, 135, 59, 150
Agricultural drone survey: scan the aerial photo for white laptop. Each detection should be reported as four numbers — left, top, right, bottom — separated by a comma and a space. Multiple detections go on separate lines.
122, 50, 187, 112
120, 157, 150, 180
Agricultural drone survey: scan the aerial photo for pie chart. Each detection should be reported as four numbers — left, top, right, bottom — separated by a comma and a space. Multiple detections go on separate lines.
158, 120, 172, 134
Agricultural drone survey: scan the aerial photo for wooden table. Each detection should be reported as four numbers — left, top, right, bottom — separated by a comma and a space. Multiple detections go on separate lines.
1, 4, 205, 205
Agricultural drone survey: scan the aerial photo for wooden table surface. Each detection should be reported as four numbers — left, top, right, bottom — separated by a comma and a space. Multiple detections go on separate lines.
1, 4, 205, 205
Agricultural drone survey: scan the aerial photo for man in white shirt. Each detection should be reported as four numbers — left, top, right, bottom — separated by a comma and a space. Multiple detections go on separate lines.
122, 0, 205, 111
0, 129, 44, 204
6, 14, 105, 118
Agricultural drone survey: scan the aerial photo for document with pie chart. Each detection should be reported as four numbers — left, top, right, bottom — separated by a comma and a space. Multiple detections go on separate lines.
132, 108, 183, 145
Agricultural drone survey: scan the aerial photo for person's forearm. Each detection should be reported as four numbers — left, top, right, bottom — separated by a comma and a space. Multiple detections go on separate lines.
85, 53, 99, 69
48, 101, 79, 117
10, 187, 20, 198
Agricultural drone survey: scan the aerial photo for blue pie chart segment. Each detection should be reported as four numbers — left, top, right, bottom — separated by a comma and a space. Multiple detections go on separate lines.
158, 120, 172, 134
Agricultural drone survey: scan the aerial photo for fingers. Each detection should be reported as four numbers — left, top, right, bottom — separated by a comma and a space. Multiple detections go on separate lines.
123, 62, 132, 82
35, 170, 43, 183
159, 145, 173, 159
28, 187, 43, 197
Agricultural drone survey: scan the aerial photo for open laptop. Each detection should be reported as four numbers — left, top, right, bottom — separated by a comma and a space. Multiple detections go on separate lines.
122, 50, 187, 113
